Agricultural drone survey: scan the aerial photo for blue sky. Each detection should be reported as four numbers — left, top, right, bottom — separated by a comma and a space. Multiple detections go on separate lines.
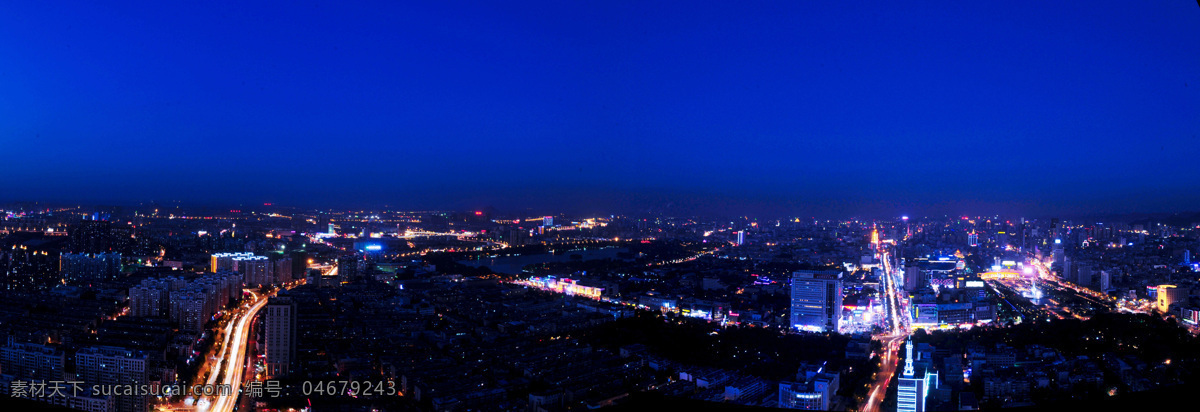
1, 1, 1197, 217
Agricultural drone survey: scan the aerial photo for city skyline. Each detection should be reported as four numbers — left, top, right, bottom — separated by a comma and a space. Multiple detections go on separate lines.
2, 2, 1199, 217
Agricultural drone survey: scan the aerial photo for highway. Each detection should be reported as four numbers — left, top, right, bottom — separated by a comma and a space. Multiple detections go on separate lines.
215, 292, 269, 412
194, 291, 270, 412
185, 269, 324, 412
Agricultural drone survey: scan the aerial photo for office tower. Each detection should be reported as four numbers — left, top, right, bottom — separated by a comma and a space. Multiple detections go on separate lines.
75, 346, 149, 412
967, 232, 978, 247
898, 339, 937, 412
59, 252, 122, 284
736, 230, 745, 246
264, 296, 297, 378
790, 270, 843, 332
210, 252, 253, 273
1157, 285, 1187, 313
543, 216, 554, 227
233, 255, 270, 286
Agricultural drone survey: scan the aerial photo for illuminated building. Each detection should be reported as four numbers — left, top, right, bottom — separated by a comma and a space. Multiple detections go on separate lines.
638, 294, 676, 310
897, 339, 937, 412
522, 276, 603, 299
265, 296, 297, 378
967, 232, 978, 247
790, 270, 843, 332
210, 252, 253, 273
912, 303, 938, 326
778, 364, 839, 410
1157, 285, 1187, 313
543, 216, 554, 227
736, 230, 745, 246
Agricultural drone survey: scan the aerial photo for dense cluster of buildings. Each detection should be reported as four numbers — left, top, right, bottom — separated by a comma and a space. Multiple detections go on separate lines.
1, 204, 1198, 411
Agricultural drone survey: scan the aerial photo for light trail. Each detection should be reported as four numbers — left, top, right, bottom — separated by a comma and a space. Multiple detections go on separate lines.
206, 291, 270, 412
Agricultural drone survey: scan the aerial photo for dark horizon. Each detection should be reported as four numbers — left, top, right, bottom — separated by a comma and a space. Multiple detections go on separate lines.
5, 193, 1200, 223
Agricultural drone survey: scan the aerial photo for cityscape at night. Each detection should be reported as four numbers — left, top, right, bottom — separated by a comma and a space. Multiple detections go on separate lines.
2, 2, 1200, 412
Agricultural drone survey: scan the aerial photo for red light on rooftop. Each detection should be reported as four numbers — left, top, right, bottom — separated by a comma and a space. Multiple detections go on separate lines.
474, 211, 483, 215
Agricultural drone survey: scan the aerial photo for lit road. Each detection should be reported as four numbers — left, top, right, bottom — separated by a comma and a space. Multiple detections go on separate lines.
203, 291, 270, 412
863, 334, 905, 412
863, 240, 910, 412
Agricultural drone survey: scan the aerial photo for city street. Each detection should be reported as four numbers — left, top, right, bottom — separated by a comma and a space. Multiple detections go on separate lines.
863, 334, 905, 412
863, 242, 909, 412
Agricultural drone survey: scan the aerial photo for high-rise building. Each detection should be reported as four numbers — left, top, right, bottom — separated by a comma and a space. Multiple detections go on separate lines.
75, 346, 149, 412
967, 232, 978, 247
129, 278, 173, 318
790, 270, 843, 332
336, 255, 359, 282
543, 216, 554, 227
904, 268, 927, 292
59, 252, 122, 284
233, 255, 270, 286
736, 231, 745, 246
210, 252, 253, 273
272, 256, 293, 284
1051, 239, 1064, 268
897, 339, 937, 412
264, 296, 297, 378
171, 289, 209, 332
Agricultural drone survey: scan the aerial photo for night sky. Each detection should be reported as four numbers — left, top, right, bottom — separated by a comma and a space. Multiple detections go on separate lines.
2, 2, 1198, 217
